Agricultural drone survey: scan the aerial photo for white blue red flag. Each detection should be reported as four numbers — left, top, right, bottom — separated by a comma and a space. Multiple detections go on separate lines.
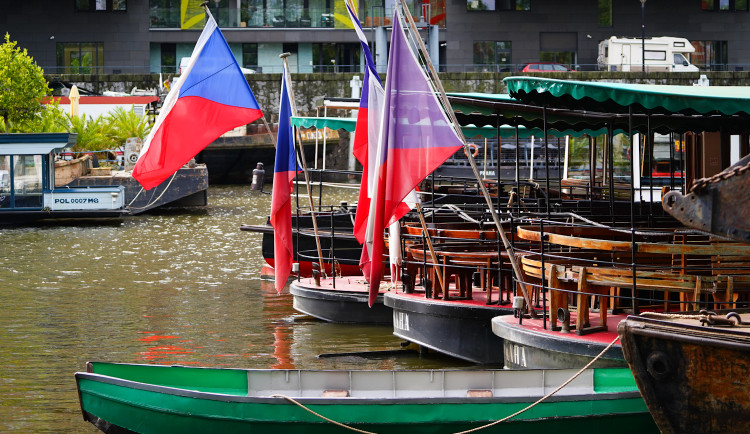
361, 7, 463, 305
270, 63, 302, 293
345, 0, 385, 244
134, 14, 263, 190
346, 0, 414, 285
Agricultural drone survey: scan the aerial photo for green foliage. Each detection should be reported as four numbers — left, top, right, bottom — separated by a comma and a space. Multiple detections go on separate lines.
107, 106, 152, 145
9, 100, 67, 133
56, 113, 116, 152
0, 33, 51, 132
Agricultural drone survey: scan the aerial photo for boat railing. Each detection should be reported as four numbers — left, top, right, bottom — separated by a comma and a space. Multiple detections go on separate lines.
511, 218, 750, 334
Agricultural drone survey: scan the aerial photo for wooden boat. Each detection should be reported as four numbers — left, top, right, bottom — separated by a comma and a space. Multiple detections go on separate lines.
664, 153, 750, 243
490, 221, 750, 369
76, 361, 658, 433
618, 311, 750, 434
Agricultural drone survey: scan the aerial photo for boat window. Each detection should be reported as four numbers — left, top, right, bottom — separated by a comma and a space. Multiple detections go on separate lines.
12, 155, 43, 209
0, 156, 9, 209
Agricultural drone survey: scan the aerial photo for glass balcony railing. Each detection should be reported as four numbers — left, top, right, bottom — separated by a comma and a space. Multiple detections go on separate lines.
149, 4, 444, 29
151, 7, 341, 29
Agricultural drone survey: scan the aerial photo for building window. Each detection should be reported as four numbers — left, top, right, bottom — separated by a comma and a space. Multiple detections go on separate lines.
598, 0, 612, 26
467, 0, 529, 11
702, 0, 748, 11
540, 32, 577, 67
160, 43, 176, 73
473, 41, 511, 72
312, 43, 361, 73
75, 0, 127, 11
692, 40, 729, 70
242, 43, 258, 71
56, 42, 104, 74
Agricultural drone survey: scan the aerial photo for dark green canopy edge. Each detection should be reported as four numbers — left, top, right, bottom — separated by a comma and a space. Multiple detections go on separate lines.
448, 91, 750, 135
290, 115, 604, 140
291, 116, 357, 132
503, 76, 750, 117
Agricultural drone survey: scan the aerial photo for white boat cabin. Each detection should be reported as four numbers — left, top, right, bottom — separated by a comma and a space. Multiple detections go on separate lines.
0, 133, 125, 213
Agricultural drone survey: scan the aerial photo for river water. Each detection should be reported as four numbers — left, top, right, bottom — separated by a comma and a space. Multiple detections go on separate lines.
0, 184, 471, 432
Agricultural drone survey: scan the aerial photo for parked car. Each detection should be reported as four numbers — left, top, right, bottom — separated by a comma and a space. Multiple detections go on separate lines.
522, 62, 573, 72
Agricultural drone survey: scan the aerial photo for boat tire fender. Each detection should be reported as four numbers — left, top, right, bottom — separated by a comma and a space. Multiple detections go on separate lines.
646, 351, 672, 381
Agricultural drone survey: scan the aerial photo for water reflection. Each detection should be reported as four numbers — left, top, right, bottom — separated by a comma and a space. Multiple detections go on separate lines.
0, 185, 471, 432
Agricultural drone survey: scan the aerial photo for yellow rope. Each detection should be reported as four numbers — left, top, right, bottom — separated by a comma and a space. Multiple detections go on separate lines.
454, 334, 622, 434
270, 334, 621, 434
638, 311, 707, 320
270, 394, 376, 434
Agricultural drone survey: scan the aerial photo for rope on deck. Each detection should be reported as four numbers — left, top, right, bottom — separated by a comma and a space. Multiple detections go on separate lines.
454, 334, 622, 434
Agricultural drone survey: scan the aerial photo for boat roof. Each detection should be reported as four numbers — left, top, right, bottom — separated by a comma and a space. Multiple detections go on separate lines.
449, 84, 750, 135
0, 133, 77, 155
503, 77, 750, 116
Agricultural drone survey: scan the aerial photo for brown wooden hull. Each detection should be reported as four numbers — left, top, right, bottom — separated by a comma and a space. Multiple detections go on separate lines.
618, 313, 750, 434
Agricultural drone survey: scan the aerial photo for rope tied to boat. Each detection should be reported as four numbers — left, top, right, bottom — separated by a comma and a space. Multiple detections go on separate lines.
640, 310, 750, 327
270, 335, 621, 434
454, 334, 621, 434
270, 394, 377, 434
127, 171, 178, 210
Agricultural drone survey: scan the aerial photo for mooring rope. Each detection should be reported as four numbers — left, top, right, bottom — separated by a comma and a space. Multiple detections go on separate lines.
454, 334, 622, 434
128, 172, 178, 210
270, 394, 376, 434
637, 311, 708, 320
269, 334, 621, 434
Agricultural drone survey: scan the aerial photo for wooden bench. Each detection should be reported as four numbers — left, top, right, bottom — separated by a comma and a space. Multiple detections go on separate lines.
520, 253, 722, 334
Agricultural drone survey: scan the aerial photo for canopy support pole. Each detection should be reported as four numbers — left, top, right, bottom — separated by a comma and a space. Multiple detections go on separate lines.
280, 52, 327, 277
398, 0, 537, 318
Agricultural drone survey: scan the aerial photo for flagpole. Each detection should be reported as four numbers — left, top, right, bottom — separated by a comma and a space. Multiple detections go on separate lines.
396, 0, 537, 318
279, 52, 327, 277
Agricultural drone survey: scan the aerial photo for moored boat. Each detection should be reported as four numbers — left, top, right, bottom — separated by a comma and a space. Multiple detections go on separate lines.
618, 311, 750, 434
0, 133, 128, 225
386, 291, 513, 364
76, 361, 658, 434
289, 276, 396, 324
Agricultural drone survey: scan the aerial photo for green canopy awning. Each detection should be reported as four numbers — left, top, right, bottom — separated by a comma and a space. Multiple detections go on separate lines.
291, 116, 357, 132
448, 90, 750, 135
503, 76, 750, 116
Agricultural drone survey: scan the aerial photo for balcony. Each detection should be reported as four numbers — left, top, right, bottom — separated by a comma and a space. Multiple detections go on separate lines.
151, 6, 340, 29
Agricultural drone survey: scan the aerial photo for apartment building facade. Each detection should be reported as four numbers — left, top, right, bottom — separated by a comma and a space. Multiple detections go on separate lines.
1, 0, 749, 75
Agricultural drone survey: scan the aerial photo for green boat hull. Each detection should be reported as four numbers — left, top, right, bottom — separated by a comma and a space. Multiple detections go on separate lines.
76, 362, 658, 434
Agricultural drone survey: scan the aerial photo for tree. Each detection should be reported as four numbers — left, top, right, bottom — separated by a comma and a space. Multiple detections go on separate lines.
0, 33, 51, 132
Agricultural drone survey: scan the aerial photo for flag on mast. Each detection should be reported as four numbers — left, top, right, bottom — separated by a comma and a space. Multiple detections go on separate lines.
134, 14, 262, 190
361, 6, 463, 305
345, 0, 414, 284
345, 0, 386, 244
270, 63, 302, 294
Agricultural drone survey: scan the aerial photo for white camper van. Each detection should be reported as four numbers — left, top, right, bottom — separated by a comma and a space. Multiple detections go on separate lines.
597, 36, 699, 72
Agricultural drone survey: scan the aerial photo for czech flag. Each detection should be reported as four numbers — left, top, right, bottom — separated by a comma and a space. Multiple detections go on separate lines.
361, 7, 463, 305
346, 0, 414, 285
134, 15, 262, 190
270, 64, 302, 293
